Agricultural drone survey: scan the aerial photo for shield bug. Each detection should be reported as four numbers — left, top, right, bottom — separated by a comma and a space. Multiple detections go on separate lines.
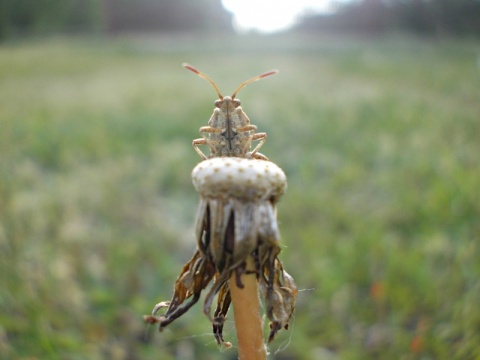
183, 63, 278, 160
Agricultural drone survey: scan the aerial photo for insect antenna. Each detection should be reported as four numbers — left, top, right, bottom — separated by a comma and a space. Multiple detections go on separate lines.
183, 63, 224, 100
231, 69, 278, 99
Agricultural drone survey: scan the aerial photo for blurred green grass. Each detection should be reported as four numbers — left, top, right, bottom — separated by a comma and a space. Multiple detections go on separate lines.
1, 34, 479, 359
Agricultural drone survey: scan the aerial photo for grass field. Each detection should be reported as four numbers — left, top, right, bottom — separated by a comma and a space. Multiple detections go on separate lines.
1, 34, 480, 359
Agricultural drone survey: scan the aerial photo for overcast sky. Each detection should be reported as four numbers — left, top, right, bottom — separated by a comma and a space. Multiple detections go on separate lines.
222, 0, 341, 33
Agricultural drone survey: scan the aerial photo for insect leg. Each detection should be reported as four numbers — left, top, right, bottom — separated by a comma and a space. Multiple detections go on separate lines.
193, 138, 208, 160
194, 126, 223, 159
199, 126, 223, 134
249, 132, 268, 160
236, 124, 258, 132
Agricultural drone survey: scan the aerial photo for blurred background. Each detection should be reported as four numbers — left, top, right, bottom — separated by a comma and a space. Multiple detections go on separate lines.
1, 0, 479, 359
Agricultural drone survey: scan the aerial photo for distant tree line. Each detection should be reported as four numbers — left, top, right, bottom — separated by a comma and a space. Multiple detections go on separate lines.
0, 0, 232, 39
296, 0, 480, 36
0, 0, 102, 38
1, 0, 479, 40
102, 0, 232, 34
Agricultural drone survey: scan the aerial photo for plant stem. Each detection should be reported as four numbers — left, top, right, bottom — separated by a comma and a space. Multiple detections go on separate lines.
229, 254, 267, 360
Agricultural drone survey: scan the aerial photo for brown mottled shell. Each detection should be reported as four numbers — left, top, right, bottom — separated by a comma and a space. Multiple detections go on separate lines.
191, 158, 287, 202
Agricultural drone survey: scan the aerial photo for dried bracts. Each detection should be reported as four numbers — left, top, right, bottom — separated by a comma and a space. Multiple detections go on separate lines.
145, 158, 297, 344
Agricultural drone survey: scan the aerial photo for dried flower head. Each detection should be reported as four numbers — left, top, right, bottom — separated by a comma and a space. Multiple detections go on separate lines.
145, 158, 297, 345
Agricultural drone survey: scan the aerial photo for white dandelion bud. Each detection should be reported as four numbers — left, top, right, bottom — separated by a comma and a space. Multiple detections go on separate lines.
191, 158, 287, 202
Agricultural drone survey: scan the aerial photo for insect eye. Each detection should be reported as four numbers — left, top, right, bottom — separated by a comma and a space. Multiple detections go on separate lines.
214, 99, 222, 108
233, 99, 241, 107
